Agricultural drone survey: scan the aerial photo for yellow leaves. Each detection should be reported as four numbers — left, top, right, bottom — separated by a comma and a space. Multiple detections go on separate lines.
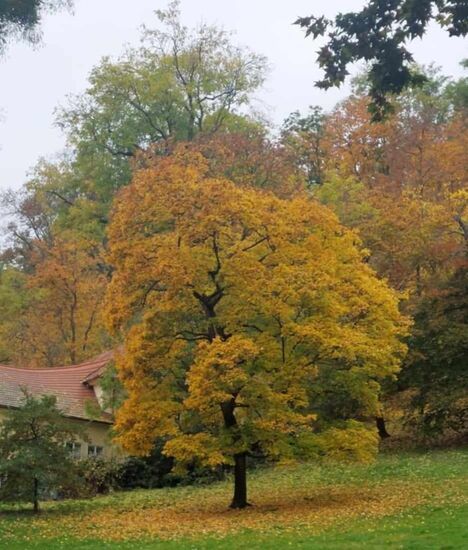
11, 235, 109, 367
164, 433, 227, 469
186, 336, 258, 412
449, 188, 468, 218
313, 422, 379, 464
113, 388, 181, 455
106, 150, 409, 471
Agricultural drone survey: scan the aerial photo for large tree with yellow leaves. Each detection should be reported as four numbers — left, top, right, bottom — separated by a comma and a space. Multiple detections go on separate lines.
106, 151, 408, 508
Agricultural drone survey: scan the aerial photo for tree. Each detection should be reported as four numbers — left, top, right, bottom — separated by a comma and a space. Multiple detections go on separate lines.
313, 67, 467, 294
105, 151, 408, 509
56, 0, 267, 202
21, 236, 110, 366
0, 392, 83, 512
403, 267, 468, 437
154, 129, 306, 198
0, 0, 73, 55
445, 59, 468, 113
0, 265, 30, 363
0, 0, 269, 362
281, 106, 327, 186
0, 227, 110, 367
0, 161, 112, 367
296, 1, 468, 119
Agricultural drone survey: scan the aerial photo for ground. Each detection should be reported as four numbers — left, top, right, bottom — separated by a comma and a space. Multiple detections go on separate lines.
0, 448, 467, 549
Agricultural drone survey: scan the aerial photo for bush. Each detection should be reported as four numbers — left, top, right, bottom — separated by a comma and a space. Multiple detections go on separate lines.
117, 441, 225, 490
59, 458, 122, 498
63, 442, 228, 498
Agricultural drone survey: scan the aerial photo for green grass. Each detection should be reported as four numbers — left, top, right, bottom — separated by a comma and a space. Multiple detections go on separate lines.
0, 448, 467, 549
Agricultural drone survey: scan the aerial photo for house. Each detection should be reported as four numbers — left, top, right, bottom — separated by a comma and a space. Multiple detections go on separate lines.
0, 351, 121, 459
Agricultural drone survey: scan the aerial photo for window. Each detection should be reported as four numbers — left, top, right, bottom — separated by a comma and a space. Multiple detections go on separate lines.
87, 445, 104, 458
66, 441, 82, 459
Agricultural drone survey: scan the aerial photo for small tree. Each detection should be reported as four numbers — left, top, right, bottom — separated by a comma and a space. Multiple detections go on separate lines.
0, 391, 84, 512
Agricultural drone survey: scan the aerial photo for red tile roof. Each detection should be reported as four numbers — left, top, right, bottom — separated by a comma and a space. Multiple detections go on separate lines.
0, 351, 114, 423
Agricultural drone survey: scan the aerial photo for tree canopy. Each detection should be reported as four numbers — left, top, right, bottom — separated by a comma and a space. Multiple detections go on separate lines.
304, 64, 468, 437
296, 1, 468, 119
57, 0, 267, 202
0, 2, 268, 368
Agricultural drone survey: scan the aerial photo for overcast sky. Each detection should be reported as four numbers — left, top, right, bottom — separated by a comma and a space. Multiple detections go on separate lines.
0, 0, 466, 191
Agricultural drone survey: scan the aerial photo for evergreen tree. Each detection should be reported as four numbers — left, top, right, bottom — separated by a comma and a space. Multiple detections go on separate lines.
0, 392, 84, 512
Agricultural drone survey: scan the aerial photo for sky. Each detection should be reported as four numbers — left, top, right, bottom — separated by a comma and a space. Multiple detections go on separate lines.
0, 0, 466, 191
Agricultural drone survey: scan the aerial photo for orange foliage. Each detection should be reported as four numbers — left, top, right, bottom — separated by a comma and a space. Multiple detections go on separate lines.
13, 237, 109, 367
319, 96, 467, 303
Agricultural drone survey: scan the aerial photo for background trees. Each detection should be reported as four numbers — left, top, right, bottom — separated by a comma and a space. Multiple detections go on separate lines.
0, 177, 109, 366
0, 3, 465, 457
304, 65, 468, 437
56, 1, 267, 215
0, 2, 267, 367
404, 268, 468, 436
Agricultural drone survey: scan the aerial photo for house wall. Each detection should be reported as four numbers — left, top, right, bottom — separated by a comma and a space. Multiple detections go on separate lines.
0, 408, 122, 460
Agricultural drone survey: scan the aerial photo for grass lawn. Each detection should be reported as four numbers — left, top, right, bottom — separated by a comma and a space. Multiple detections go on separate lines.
0, 448, 467, 549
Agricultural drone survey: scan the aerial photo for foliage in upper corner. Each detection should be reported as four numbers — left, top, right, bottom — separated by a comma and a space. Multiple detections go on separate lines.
295, 1, 468, 120
0, 0, 73, 55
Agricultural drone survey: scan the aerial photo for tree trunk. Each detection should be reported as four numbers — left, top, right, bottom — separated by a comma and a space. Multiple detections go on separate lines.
220, 398, 250, 509
376, 416, 391, 439
33, 477, 39, 513
230, 452, 248, 509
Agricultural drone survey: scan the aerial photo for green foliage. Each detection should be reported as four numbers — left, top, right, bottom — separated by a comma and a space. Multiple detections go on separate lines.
116, 452, 178, 491
444, 58, 468, 113
0, 266, 30, 363
281, 106, 327, 186
296, 1, 468, 120
66, 441, 222, 496
404, 268, 468, 437
98, 362, 126, 415
114, 440, 222, 491
0, 392, 84, 511
314, 174, 378, 229
55, 0, 267, 208
75, 457, 121, 496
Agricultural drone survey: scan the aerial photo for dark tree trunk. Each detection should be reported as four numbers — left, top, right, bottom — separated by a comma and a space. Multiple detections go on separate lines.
230, 452, 248, 509
33, 477, 39, 513
376, 416, 391, 439
221, 398, 250, 509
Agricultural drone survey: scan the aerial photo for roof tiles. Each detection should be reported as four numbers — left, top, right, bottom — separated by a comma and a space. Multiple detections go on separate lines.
0, 351, 114, 423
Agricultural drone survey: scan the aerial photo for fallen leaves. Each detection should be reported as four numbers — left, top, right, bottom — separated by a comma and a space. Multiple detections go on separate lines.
1, 457, 466, 544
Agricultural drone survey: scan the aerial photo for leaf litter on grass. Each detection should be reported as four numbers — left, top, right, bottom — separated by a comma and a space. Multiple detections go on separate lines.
2, 476, 465, 544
